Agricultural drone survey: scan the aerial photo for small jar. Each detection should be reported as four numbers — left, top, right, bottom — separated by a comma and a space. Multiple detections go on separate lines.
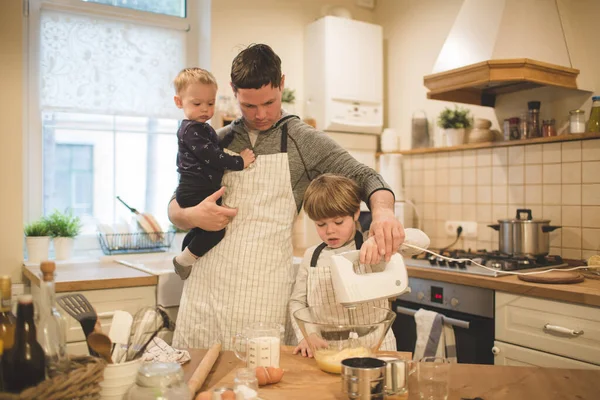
233, 368, 259, 400
127, 362, 191, 400
508, 117, 521, 140
542, 119, 557, 137
569, 109, 586, 134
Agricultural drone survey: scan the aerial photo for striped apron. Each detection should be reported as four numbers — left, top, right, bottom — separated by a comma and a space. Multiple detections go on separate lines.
173, 123, 297, 350
303, 232, 397, 351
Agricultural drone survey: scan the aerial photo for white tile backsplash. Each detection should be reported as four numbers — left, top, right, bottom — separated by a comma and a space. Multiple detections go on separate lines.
582, 162, 600, 183
508, 165, 524, 184
543, 163, 561, 184
562, 141, 581, 162
582, 206, 600, 228
403, 140, 596, 256
525, 144, 543, 164
525, 164, 543, 184
582, 228, 600, 251
543, 143, 562, 163
582, 139, 600, 161
582, 184, 600, 205
561, 162, 582, 184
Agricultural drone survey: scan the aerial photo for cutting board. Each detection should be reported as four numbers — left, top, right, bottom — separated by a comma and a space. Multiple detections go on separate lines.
212, 346, 412, 400
518, 271, 585, 284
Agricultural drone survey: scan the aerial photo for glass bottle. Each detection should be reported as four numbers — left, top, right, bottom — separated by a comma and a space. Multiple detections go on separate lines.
0, 339, 4, 391
587, 96, 600, 133
527, 101, 541, 138
127, 362, 191, 400
36, 261, 69, 377
542, 119, 557, 137
0, 276, 16, 352
4, 295, 46, 393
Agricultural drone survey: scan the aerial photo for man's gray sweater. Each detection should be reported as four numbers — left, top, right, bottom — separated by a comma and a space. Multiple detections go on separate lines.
217, 114, 393, 212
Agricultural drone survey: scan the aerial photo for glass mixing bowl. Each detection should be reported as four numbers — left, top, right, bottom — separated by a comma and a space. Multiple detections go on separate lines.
293, 305, 396, 374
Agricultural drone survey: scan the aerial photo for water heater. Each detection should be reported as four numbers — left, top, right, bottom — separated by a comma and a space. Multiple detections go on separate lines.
304, 16, 383, 134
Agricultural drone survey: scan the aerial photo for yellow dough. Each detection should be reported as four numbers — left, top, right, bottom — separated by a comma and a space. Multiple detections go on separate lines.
314, 347, 371, 374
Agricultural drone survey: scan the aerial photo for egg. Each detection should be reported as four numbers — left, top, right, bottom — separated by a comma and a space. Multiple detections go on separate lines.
255, 366, 284, 386
221, 390, 236, 400
194, 391, 212, 400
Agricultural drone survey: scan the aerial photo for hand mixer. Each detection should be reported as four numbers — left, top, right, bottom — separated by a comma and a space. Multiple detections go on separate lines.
330, 228, 430, 306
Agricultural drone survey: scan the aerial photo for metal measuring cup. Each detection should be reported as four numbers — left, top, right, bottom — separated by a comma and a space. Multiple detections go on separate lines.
341, 357, 386, 400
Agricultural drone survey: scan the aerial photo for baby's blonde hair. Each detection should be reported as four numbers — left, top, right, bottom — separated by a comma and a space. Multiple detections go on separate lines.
303, 174, 362, 221
173, 67, 218, 95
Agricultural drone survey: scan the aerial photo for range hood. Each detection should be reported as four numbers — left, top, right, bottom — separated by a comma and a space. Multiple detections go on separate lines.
424, 0, 582, 107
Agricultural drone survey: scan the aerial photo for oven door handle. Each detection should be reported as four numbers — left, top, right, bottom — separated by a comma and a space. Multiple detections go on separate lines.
395, 306, 471, 329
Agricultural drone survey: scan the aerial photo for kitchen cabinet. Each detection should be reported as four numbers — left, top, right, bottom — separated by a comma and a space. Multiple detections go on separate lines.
30, 285, 155, 356
495, 291, 600, 368
493, 341, 599, 369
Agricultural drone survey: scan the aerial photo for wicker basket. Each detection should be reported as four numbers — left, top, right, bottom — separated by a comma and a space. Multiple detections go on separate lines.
0, 356, 106, 400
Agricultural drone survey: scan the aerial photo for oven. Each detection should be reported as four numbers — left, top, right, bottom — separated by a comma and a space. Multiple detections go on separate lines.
391, 277, 495, 364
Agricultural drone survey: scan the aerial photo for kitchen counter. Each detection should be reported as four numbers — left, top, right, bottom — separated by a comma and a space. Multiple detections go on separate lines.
22, 261, 157, 292
183, 346, 600, 399
406, 266, 600, 307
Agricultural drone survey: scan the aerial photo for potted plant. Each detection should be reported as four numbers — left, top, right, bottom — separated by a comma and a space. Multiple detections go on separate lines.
437, 105, 472, 146
24, 219, 51, 263
282, 88, 296, 114
46, 209, 82, 260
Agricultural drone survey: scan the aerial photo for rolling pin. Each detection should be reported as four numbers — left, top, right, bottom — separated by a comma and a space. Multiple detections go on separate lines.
188, 341, 222, 395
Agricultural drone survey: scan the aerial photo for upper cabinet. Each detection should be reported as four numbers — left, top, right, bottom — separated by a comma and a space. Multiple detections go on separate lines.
423, 58, 580, 107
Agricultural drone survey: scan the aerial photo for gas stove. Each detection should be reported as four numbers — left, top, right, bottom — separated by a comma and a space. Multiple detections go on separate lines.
404, 249, 568, 277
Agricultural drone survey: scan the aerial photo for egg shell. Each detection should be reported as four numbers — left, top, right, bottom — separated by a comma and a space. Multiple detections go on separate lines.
255, 366, 284, 386
195, 391, 212, 400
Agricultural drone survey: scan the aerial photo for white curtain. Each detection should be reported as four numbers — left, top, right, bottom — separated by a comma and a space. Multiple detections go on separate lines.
40, 9, 185, 119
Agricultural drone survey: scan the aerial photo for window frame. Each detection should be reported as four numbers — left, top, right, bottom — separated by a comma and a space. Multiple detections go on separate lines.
24, 0, 209, 253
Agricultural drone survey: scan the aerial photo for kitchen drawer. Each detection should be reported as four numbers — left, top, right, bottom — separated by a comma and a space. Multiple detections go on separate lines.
494, 341, 600, 370
32, 285, 156, 343
495, 292, 600, 365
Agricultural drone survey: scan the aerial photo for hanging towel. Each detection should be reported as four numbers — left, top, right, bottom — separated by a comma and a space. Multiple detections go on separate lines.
413, 309, 457, 362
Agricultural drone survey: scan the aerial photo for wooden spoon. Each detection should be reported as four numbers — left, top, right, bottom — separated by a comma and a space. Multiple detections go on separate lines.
88, 332, 114, 364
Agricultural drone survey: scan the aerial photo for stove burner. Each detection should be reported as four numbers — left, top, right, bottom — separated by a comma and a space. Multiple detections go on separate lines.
413, 249, 566, 273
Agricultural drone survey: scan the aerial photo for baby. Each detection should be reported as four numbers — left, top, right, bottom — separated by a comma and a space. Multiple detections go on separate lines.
172, 67, 255, 279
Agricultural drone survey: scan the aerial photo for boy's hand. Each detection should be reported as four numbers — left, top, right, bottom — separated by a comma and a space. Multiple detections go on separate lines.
293, 339, 313, 358
240, 149, 256, 168
361, 237, 382, 265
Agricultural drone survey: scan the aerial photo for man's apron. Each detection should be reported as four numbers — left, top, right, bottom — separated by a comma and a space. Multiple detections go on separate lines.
304, 232, 397, 351
173, 122, 297, 350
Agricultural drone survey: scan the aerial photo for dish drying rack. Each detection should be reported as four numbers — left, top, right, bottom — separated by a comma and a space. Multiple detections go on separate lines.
97, 230, 175, 255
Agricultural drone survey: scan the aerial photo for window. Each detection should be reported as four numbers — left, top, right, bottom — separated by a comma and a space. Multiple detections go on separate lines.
27, 0, 200, 248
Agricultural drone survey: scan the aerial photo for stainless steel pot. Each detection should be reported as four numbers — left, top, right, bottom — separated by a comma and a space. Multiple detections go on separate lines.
488, 209, 561, 257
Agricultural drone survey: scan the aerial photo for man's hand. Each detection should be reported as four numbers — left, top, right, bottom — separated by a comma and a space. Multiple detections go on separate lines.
363, 190, 405, 263
168, 187, 238, 231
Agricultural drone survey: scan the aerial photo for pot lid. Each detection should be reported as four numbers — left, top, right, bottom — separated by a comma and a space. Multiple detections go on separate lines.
498, 209, 551, 224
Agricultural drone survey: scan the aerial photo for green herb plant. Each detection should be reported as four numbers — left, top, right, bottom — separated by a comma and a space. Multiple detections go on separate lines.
45, 209, 82, 238
24, 220, 50, 237
282, 88, 296, 104
437, 105, 473, 129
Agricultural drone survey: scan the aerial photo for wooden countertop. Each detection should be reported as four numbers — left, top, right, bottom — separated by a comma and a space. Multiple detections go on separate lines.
22, 261, 157, 292
407, 266, 600, 307
183, 346, 600, 399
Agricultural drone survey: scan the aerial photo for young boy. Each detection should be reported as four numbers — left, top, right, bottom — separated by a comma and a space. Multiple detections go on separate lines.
288, 174, 398, 357
172, 67, 255, 280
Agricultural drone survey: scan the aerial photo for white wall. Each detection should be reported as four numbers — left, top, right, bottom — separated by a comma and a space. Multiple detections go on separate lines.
210, 0, 376, 120
375, 0, 600, 150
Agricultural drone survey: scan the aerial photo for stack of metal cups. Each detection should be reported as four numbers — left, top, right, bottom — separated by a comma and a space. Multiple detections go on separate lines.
341, 358, 386, 400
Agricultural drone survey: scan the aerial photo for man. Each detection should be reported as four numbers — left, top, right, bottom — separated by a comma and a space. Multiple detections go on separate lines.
169, 44, 404, 349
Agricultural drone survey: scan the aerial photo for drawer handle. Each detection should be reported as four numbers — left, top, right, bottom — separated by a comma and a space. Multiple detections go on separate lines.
544, 324, 584, 336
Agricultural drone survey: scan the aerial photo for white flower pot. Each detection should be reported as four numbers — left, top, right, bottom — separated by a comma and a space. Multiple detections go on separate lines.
445, 128, 466, 146
26, 236, 51, 263
54, 237, 74, 260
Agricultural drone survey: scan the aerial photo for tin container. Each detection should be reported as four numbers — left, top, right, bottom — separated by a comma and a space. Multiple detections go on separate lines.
341, 357, 386, 400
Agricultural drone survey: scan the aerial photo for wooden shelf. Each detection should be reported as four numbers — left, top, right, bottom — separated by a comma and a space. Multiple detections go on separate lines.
424, 58, 582, 107
378, 132, 600, 156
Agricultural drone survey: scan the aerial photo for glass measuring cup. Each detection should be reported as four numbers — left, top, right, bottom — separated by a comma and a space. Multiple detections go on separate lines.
231, 322, 282, 368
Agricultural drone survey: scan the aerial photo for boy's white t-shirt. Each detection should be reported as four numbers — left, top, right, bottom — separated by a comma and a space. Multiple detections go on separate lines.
248, 129, 260, 146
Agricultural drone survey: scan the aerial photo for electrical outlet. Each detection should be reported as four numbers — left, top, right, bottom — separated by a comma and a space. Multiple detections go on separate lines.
445, 221, 478, 238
